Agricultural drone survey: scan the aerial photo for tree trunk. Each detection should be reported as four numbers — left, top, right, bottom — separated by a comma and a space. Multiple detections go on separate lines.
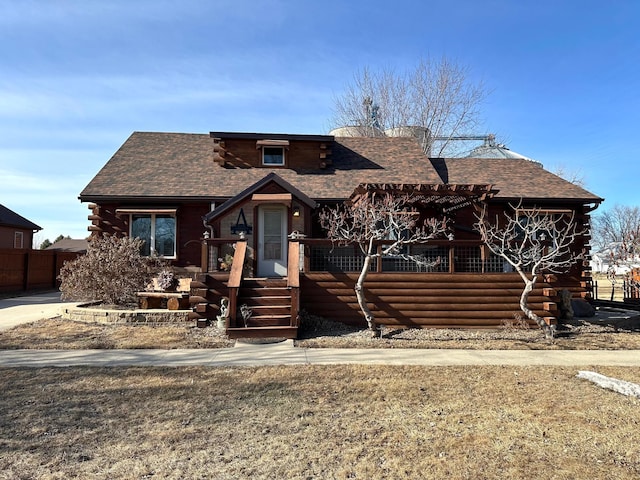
518, 273, 554, 340
355, 251, 377, 334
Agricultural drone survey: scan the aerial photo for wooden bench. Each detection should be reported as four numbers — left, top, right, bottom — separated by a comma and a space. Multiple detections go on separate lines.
137, 291, 190, 310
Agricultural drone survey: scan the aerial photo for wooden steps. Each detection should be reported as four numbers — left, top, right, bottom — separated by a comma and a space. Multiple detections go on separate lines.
236, 278, 295, 335
189, 274, 298, 338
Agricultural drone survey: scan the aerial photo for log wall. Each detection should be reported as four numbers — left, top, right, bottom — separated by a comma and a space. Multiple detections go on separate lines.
215, 138, 329, 170
189, 272, 230, 322
300, 272, 567, 328
87, 202, 210, 268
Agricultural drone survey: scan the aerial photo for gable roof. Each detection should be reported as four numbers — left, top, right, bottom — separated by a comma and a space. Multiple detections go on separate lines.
79, 132, 443, 202
205, 172, 317, 222
79, 131, 603, 205
0, 204, 41, 231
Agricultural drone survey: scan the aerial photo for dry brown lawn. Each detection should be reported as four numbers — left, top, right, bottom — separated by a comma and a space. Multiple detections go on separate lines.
593, 272, 625, 302
0, 318, 234, 350
2, 310, 640, 478
1, 365, 639, 479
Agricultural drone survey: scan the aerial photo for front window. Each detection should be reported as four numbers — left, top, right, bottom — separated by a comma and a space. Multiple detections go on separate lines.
262, 147, 285, 166
131, 213, 176, 257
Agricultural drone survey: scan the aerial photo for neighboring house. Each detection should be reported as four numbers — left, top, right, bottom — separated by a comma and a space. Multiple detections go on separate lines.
79, 131, 603, 337
0, 204, 42, 249
591, 243, 640, 275
45, 238, 89, 253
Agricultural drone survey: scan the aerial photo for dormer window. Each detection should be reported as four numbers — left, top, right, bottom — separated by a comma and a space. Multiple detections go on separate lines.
257, 139, 289, 166
263, 146, 285, 166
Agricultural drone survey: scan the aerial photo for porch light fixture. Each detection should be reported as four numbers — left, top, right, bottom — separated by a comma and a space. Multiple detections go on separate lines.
292, 206, 301, 217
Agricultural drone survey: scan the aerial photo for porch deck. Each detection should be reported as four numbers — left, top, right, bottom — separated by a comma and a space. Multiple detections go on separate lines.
188, 238, 588, 338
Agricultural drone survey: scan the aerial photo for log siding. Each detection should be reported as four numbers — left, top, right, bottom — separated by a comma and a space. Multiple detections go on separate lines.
300, 272, 564, 328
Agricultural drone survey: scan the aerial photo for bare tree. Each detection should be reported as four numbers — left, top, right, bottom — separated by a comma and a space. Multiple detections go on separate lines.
476, 205, 584, 339
598, 213, 640, 300
319, 193, 447, 334
551, 164, 587, 189
592, 204, 640, 251
330, 56, 488, 156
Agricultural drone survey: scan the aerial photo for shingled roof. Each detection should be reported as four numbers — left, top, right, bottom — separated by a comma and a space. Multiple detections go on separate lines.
79, 132, 602, 204
0, 204, 41, 231
440, 157, 602, 202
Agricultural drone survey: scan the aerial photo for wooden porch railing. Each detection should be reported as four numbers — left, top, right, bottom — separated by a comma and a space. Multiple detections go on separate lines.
226, 239, 247, 328
200, 238, 243, 273
296, 238, 505, 274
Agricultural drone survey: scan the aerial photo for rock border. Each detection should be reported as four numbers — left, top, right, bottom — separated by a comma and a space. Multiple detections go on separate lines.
62, 303, 190, 324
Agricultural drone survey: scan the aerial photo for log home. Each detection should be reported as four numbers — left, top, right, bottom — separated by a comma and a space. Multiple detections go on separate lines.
79, 131, 603, 338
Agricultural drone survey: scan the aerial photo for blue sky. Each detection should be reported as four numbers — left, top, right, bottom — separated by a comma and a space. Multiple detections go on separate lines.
1, 0, 638, 244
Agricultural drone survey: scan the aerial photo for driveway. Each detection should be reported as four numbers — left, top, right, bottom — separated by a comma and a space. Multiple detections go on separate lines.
0, 291, 76, 331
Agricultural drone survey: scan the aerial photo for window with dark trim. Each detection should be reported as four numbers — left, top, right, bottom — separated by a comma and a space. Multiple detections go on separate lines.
262, 146, 285, 166
14, 231, 23, 249
130, 213, 177, 258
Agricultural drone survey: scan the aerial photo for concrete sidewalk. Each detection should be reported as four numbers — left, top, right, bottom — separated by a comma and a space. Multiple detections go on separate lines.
0, 291, 78, 332
1, 340, 639, 367
1, 292, 639, 368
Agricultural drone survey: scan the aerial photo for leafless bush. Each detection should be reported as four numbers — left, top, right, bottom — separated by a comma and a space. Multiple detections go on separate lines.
59, 236, 164, 305
500, 312, 531, 331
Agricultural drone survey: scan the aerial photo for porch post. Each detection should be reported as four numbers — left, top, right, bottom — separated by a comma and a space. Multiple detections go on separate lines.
200, 239, 209, 273
449, 244, 455, 273
287, 240, 301, 327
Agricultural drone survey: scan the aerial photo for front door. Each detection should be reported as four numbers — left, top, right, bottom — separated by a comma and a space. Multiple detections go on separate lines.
257, 205, 287, 277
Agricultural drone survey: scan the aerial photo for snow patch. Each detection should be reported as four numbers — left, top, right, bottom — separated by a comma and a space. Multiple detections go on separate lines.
577, 371, 640, 398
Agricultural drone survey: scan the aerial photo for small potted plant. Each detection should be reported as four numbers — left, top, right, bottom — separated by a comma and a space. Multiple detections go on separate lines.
218, 253, 234, 271
157, 268, 179, 292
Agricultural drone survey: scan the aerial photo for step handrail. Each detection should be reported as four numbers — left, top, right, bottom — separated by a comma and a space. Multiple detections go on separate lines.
287, 240, 300, 289
287, 240, 300, 326
228, 240, 247, 326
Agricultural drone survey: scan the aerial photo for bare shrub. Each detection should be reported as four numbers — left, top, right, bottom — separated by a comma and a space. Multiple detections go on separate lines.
59, 236, 164, 306
500, 312, 531, 331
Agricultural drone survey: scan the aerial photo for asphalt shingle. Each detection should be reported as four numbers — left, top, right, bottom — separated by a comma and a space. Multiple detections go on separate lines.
79, 132, 602, 203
